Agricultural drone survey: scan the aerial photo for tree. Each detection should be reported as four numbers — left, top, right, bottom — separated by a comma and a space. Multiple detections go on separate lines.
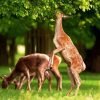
0, 34, 8, 65
0, 0, 100, 71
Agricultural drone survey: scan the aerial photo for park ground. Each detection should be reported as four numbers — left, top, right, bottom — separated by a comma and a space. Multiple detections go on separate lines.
0, 47, 100, 100
0, 63, 100, 100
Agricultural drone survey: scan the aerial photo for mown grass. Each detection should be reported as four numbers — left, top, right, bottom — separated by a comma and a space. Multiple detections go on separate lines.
0, 63, 100, 100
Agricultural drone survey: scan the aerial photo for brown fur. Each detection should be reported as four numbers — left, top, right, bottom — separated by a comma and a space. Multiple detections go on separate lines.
1, 53, 62, 91
1, 53, 49, 91
52, 12, 86, 95
14, 55, 62, 91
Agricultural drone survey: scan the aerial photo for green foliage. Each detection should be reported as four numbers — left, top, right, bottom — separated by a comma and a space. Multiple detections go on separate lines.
0, 0, 100, 48
0, 17, 32, 36
63, 16, 96, 49
0, 0, 33, 36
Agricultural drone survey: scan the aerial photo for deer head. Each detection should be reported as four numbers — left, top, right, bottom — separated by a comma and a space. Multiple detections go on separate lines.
55, 11, 71, 19
2, 78, 9, 88
0, 75, 9, 88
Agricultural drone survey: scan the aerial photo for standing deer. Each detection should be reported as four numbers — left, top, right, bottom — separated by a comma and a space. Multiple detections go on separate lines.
52, 12, 86, 96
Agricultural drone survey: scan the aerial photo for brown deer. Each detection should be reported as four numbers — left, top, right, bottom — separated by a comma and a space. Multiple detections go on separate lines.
1, 53, 50, 91
14, 55, 62, 91
51, 12, 86, 96
1, 53, 62, 91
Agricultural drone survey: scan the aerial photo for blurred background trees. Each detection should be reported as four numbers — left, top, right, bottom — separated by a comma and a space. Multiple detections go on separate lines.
0, 0, 100, 72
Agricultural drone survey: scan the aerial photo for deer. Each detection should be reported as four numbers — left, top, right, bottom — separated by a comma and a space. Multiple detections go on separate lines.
1, 53, 62, 91
1, 53, 50, 91
14, 54, 62, 91
51, 12, 86, 96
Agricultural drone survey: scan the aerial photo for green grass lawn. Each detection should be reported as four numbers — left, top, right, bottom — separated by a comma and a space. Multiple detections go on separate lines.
0, 63, 100, 100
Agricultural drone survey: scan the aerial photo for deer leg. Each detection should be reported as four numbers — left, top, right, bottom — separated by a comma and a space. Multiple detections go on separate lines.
37, 73, 42, 92
71, 69, 81, 96
48, 76, 52, 91
24, 69, 31, 91
66, 67, 81, 96
30, 72, 36, 82
37, 70, 45, 92
18, 75, 26, 90
40, 70, 45, 91
13, 73, 25, 89
66, 67, 76, 96
53, 47, 66, 54
51, 68, 62, 91
47, 73, 52, 91
50, 47, 65, 68
13, 80, 19, 89
45, 71, 52, 91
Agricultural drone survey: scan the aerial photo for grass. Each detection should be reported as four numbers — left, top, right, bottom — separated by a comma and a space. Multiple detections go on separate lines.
0, 63, 100, 100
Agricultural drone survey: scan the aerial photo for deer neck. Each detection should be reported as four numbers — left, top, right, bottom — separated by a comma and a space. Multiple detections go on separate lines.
55, 17, 64, 38
7, 69, 17, 82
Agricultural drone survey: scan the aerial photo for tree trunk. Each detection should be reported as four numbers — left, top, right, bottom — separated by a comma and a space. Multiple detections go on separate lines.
36, 26, 54, 54
25, 29, 37, 55
25, 26, 54, 55
86, 27, 100, 72
25, 31, 32, 55
9, 37, 16, 66
0, 34, 9, 65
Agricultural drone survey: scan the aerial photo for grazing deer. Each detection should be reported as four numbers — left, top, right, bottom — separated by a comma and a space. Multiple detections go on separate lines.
1, 53, 50, 91
14, 55, 62, 91
1, 53, 62, 91
51, 12, 86, 96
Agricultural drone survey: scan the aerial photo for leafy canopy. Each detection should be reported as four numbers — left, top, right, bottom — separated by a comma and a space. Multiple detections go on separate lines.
0, 0, 100, 48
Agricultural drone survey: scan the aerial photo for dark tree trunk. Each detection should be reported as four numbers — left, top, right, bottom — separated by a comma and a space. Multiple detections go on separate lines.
25, 31, 32, 55
86, 27, 100, 72
9, 37, 16, 66
25, 29, 37, 55
25, 26, 53, 55
36, 26, 49, 53
0, 34, 9, 65
31, 29, 37, 53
